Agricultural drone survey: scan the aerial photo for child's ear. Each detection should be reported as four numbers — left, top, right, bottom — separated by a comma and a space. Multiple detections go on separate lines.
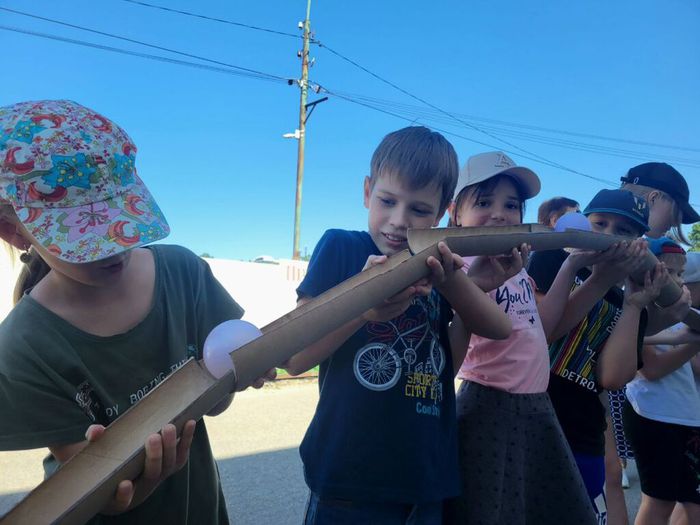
445, 201, 456, 226
363, 176, 371, 209
0, 218, 30, 250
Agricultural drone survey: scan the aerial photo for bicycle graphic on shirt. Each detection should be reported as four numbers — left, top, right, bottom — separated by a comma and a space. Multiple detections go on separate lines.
353, 297, 445, 392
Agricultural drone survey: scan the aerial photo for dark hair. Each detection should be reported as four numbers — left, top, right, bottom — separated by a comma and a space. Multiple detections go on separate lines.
537, 196, 580, 226
369, 126, 458, 216
448, 174, 527, 227
13, 248, 50, 304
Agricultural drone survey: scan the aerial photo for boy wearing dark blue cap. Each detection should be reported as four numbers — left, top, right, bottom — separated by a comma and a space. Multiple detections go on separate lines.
528, 189, 668, 523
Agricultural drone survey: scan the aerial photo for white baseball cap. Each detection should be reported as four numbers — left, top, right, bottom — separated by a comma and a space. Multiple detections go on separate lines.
684, 252, 700, 284
454, 151, 541, 200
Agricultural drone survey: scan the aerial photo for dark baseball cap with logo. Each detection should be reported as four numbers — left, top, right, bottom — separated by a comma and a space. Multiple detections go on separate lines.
583, 189, 650, 233
621, 162, 699, 224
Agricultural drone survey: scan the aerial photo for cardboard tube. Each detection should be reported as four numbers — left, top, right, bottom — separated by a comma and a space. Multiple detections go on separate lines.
3, 226, 697, 524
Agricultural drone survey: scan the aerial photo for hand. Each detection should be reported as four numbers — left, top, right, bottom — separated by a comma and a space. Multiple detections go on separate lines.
591, 239, 649, 286
649, 285, 692, 323
91, 420, 196, 515
361, 254, 429, 323
467, 244, 529, 291
426, 241, 465, 289
251, 368, 277, 389
624, 263, 668, 310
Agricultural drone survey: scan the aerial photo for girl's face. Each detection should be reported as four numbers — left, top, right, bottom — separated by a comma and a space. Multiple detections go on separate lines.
35, 243, 133, 289
647, 191, 680, 237
453, 177, 523, 227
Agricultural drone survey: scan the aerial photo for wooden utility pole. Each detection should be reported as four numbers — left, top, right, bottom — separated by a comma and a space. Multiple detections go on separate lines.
292, 0, 312, 260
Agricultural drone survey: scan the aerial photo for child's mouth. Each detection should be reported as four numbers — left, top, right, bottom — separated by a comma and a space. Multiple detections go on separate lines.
382, 232, 406, 245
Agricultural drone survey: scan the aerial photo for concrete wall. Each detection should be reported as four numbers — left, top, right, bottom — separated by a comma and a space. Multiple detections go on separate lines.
0, 255, 308, 331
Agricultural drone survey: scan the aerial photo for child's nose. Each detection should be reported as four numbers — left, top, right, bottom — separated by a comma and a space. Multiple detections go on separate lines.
390, 206, 409, 227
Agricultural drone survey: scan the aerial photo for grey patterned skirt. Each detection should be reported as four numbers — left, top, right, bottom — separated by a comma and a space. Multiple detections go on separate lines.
444, 381, 596, 525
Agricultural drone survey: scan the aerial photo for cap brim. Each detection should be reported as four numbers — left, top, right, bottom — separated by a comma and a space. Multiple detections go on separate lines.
680, 201, 700, 224
582, 207, 650, 233
499, 167, 541, 199
16, 174, 170, 263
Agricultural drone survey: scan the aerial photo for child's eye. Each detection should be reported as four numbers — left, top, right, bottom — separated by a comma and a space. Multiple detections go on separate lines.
506, 202, 520, 210
412, 207, 431, 216
379, 197, 395, 207
476, 200, 490, 208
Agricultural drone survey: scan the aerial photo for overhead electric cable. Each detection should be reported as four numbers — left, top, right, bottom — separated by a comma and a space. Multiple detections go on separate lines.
0, 25, 290, 83
0, 7, 290, 82
119, 0, 301, 39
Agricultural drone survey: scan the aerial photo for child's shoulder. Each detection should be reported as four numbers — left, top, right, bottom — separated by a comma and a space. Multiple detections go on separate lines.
311, 229, 376, 262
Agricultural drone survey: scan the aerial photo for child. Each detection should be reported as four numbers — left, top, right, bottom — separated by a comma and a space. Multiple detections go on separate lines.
445, 150, 598, 524
620, 161, 696, 335
623, 244, 700, 525
283, 127, 513, 524
620, 162, 699, 243
0, 100, 270, 524
528, 188, 668, 524
537, 196, 580, 228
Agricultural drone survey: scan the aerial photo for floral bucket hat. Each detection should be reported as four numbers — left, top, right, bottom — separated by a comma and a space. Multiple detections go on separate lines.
0, 100, 169, 263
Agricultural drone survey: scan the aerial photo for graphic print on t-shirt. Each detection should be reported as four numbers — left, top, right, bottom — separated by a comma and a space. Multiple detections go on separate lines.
494, 272, 538, 324
353, 293, 446, 415
549, 277, 622, 392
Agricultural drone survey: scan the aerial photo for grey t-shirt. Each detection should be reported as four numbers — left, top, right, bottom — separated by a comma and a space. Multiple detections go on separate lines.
0, 244, 243, 524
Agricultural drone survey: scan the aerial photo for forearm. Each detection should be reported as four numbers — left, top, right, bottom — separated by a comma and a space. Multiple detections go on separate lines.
548, 274, 612, 342
440, 271, 511, 341
597, 304, 643, 390
640, 343, 700, 380
536, 259, 578, 340
283, 314, 366, 375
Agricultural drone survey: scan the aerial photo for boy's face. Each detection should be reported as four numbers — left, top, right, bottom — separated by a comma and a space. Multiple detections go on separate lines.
364, 174, 444, 256
587, 212, 643, 238
659, 253, 686, 288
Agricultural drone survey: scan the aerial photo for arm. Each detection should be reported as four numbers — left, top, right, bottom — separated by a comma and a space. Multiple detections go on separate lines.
547, 240, 650, 342
597, 303, 646, 390
597, 265, 667, 390
430, 242, 511, 367
535, 255, 582, 340
643, 288, 692, 335
284, 254, 424, 376
638, 342, 700, 381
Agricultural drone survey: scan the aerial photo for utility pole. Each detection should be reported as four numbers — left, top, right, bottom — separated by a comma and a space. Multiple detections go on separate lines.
292, 0, 312, 260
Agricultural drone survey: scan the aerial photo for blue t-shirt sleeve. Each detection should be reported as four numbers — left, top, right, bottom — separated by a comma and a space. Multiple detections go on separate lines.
297, 230, 349, 299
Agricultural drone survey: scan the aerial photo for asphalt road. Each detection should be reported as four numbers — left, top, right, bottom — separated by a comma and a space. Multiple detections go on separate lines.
0, 379, 641, 523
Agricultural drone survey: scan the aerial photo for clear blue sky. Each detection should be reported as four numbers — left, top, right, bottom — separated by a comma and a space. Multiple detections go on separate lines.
2, 0, 698, 260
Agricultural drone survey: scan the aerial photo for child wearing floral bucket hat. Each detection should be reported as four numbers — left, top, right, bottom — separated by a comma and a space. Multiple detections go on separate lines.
0, 100, 271, 524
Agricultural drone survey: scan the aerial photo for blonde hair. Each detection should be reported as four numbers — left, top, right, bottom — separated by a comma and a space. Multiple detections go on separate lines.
0, 205, 50, 304
620, 182, 689, 244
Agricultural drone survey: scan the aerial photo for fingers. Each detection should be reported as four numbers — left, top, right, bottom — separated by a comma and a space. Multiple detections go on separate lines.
160, 424, 177, 476
174, 420, 196, 470
363, 254, 387, 271
101, 480, 134, 515
142, 432, 164, 484
85, 424, 106, 442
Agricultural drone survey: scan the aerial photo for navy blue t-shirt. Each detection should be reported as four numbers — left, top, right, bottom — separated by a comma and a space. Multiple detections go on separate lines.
297, 229, 460, 504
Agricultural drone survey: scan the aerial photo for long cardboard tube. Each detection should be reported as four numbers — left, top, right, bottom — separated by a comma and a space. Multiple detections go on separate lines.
408, 225, 700, 329
2, 226, 697, 524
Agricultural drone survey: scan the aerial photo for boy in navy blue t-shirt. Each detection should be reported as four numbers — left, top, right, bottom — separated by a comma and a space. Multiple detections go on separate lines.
284, 126, 514, 524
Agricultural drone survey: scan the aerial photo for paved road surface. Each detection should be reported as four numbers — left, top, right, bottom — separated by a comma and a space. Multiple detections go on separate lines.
0, 379, 641, 523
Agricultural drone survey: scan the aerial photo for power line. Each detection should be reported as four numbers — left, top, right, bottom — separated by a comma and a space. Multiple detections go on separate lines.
327, 91, 700, 168
329, 91, 700, 154
0, 25, 290, 83
0, 7, 290, 82
323, 88, 700, 209
118, 0, 301, 39
323, 87, 621, 187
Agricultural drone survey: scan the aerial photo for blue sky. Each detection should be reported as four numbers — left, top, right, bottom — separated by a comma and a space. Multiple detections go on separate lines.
2, 0, 698, 260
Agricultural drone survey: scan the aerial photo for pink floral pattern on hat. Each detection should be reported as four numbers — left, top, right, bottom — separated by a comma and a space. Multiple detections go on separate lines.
0, 100, 169, 263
